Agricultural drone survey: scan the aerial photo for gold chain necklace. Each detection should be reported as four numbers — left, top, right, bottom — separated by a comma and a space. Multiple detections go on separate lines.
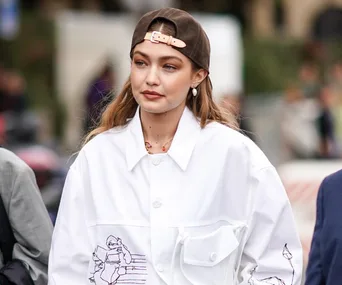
144, 137, 174, 154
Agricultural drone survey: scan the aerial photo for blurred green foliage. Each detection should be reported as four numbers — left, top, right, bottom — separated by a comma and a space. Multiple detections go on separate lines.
244, 38, 342, 94
0, 11, 65, 138
244, 37, 303, 94
1, 12, 54, 106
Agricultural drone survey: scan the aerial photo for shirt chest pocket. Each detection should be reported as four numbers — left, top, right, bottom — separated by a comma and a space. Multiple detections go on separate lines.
180, 225, 243, 285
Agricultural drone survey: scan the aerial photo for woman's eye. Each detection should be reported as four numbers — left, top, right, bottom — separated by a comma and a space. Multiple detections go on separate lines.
134, 60, 146, 67
164, 64, 177, 71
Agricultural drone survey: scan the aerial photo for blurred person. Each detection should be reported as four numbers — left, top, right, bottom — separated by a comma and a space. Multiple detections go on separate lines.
0, 65, 6, 143
316, 86, 337, 158
84, 62, 116, 134
298, 61, 320, 99
281, 85, 320, 159
49, 7, 302, 285
0, 63, 6, 93
220, 94, 255, 141
305, 169, 342, 285
329, 60, 342, 91
0, 147, 53, 285
327, 61, 342, 155
0, 70, 27, 114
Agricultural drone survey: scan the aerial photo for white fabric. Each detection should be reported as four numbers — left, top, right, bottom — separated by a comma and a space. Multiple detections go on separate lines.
48, 107, 303, 285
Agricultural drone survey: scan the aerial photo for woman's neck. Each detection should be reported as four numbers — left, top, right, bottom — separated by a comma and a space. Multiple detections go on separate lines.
140, 105, 185, 153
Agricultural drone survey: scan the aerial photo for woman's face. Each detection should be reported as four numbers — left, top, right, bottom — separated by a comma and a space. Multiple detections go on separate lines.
131, 39, 202, 115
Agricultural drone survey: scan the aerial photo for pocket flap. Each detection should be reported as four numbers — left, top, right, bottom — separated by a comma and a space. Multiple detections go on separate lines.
183, 225, 239, 267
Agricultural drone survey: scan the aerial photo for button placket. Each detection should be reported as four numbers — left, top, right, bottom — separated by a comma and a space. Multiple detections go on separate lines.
150, 155, 166, 215
150, 154, 169, 284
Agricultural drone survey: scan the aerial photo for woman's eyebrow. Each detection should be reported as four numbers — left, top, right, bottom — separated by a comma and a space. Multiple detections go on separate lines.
133, 51, 148, 58
160, 56, 183, 63
133, 51, 183, 63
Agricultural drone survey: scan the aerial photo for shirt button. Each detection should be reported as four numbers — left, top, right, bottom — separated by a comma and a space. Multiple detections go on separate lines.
156, 264, 164, 272
152, 199, 162, 208
152, 158, 161, 166
210, 252, 217, 262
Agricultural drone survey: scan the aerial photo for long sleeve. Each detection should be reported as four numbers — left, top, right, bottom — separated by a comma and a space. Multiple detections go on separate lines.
238, 166, 303, 285
305, 179, 325, 285
2, 154, 53, 285
48, 166, 92, 285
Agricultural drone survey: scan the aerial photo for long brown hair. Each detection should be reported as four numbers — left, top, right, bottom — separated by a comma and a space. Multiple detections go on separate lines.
83, 19, 238, 145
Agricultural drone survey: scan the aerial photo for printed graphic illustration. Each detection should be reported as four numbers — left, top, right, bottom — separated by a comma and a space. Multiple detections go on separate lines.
248, 243, 295, 285
89, 235, 147, 285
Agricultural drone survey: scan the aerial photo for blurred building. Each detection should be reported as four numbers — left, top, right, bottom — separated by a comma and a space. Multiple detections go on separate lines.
249, 0, 342, 39
22, 0, 177, 15
22, 0, 342, 40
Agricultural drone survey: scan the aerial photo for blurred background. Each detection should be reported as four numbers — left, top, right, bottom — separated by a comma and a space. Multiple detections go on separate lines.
1, 0, 342, 281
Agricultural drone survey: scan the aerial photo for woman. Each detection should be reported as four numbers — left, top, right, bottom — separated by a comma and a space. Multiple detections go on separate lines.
48, 8, 303, 285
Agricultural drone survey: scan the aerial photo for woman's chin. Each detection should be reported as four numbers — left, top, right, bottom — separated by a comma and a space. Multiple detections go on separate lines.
139, 102, 169, 114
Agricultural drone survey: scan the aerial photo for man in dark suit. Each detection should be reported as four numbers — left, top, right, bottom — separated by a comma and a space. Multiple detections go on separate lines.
305, 169, 342, 284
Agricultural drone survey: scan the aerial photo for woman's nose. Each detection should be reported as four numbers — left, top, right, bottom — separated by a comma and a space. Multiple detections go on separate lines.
146, 66, 160, 86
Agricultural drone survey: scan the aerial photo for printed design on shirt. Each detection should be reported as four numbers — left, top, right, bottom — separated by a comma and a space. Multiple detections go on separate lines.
89, 235, 147, 285
248, 243, 295, 285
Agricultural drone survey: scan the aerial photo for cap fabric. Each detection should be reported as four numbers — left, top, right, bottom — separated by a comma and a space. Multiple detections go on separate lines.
130, 7, 210, 71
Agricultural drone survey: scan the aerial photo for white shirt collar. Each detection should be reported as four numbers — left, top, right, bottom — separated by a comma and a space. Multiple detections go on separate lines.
126, 106, 201, 171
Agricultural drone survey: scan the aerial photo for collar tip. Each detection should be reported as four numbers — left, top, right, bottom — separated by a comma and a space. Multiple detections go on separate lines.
179, 163, 188, 171
126, 162, 135, 171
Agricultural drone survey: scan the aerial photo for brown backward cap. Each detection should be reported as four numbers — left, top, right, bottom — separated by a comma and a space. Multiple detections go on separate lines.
130, 7, 210, 71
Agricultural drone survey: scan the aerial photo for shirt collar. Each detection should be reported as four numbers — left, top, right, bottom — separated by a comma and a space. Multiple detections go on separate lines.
126, 106, 201, 171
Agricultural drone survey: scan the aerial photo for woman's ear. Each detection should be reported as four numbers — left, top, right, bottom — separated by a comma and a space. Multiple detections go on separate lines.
192, 69, 208, 87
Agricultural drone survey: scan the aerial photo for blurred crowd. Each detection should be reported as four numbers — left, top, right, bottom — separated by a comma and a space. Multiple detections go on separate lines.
0, 63, 65, 224
0, 65, 27, 114
0, 64, 28, 145
282, 60, 342, 160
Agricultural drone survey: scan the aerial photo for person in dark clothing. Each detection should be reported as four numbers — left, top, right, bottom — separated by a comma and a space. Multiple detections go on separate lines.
84, 62, 115, 133
305, 169, 342, 285
316, 87, 336, 158
0, 70, 27, 114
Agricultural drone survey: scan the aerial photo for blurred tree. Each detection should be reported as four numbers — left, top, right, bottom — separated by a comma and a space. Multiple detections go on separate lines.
244, 38, 303, 94
21, 0, 40, 10
0, 9, 66, 139
100, 0, 124, 12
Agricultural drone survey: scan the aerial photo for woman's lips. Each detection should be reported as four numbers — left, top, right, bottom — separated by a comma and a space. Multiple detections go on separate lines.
142, 91, 164, 100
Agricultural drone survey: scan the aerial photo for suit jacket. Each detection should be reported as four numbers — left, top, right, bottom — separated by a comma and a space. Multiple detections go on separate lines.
306, 169, 342, 285
0, 148, 53, 285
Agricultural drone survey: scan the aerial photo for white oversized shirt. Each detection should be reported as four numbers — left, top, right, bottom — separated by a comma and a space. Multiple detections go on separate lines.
48, 107, 302, 285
